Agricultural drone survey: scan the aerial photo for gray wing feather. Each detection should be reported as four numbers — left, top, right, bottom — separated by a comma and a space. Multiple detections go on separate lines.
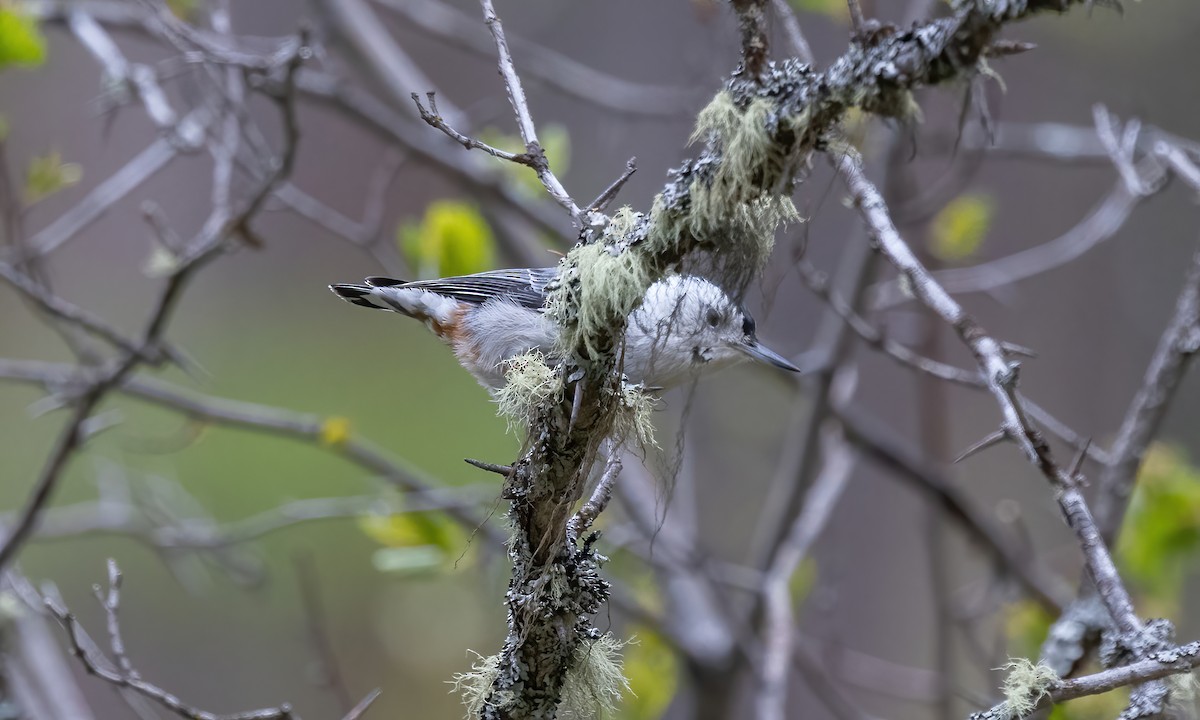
369, 268, 557, 310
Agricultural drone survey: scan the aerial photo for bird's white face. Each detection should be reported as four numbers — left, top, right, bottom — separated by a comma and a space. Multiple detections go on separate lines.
625, 276, 798, 387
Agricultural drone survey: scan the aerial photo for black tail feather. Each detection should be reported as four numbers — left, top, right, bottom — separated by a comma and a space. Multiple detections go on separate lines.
329, 283, 387, 310
366, 276, 407, 288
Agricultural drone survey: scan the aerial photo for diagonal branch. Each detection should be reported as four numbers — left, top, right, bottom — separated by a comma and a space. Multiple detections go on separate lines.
834, 151, 1143, 639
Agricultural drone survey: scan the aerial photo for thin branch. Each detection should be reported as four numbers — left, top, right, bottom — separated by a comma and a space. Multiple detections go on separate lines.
969, 641, 1200, 720
835, 402, 1072, 613
295, 553, 354, 711
45, 563, 297, 720
770, 0, 815, 65
586, 158, 637, 214
835, 151, 1142, 637
411, 92, 534, 165
477, 0, 583, 223
568, 453, 622, 537
0, 358, 502, 545
374, 0, 697, 117
0, 262, 162, 363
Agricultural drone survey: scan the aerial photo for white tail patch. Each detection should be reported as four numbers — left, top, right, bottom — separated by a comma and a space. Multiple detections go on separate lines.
372, 287, 463, 327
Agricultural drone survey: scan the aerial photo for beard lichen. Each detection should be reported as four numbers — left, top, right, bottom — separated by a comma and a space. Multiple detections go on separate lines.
560, 633, 631, 719
647, 91, 801, 280
611, 382, 658, 450
546, 209, 655, 363
451, 651, 510, 718
494, 351, 562, 433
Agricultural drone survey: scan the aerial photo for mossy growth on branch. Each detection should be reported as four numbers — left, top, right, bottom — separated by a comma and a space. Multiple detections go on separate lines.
999, 658, 1058, 718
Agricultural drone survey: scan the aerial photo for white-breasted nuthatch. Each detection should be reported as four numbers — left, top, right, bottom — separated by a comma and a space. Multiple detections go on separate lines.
329, 268, 800, 391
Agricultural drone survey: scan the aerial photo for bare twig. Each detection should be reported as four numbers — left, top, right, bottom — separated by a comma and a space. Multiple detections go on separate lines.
1094, 247, 1200, 541
835, 151, 1143, 637
970, 641, 1200, 720
568, 453, 622, 537
0, 358, 501, 544
770, 0, 815, 65
45, 563, 297, 720
375, 0, 697, 117
477, 0, 583, 224
295, 553, 354, 711
586, 158, 637, 214
341, 689, 382, 720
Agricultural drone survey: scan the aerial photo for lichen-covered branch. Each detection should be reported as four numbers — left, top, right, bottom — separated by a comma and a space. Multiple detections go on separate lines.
465, 0, 1103, 716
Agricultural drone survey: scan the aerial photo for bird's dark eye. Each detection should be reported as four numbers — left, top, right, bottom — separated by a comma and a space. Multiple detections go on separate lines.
742, 315, 756, 337
705, 308, 721, 328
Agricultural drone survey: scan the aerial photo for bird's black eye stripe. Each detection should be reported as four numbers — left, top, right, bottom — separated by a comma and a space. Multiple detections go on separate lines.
742, 315, 756, 337
706, 308, 721, 327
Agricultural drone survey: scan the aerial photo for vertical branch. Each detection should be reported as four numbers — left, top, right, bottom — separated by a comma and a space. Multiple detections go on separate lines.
477, 0, 582, 223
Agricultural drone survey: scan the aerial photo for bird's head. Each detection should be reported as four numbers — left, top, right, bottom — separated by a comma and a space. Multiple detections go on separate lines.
628, 276, 800, 386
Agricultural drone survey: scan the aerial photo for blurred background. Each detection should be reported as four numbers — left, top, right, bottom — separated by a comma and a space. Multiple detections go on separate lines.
1, 0, 1199, 718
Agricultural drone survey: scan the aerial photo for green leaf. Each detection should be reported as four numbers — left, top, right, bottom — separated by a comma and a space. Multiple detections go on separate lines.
789, 557, 817, 604
618, 626, 677, 720
788, 0, 849, 21
1118, 445, 1200, 600
165, 0, 199, 21
24, 150, 82, 204
398, 200, 496, 279
0, 6, 47, 69
360, 510, 466, 552
929, 193, 994, 263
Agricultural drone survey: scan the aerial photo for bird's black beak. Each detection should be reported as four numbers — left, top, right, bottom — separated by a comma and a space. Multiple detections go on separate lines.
740, 338, 801, 373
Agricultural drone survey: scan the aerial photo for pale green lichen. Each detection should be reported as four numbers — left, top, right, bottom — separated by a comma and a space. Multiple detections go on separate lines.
999, 658, 1058, 718
546, 233, 654, 362
494, 351, 561, 433
560, 634, 631, 719
649, 92, 801, 277
1166, 672, 1198, 711
451, 651, 511, 718
611, 383, 658, 449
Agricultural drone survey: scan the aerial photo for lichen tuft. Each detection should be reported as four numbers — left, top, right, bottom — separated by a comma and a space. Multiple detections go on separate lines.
494, 351, 561, 433
999, 658, 1058, 718
560, 633, 631, 718
611, 382, 659, 449
546, 225, 654, 363
451, 651, 510, 718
